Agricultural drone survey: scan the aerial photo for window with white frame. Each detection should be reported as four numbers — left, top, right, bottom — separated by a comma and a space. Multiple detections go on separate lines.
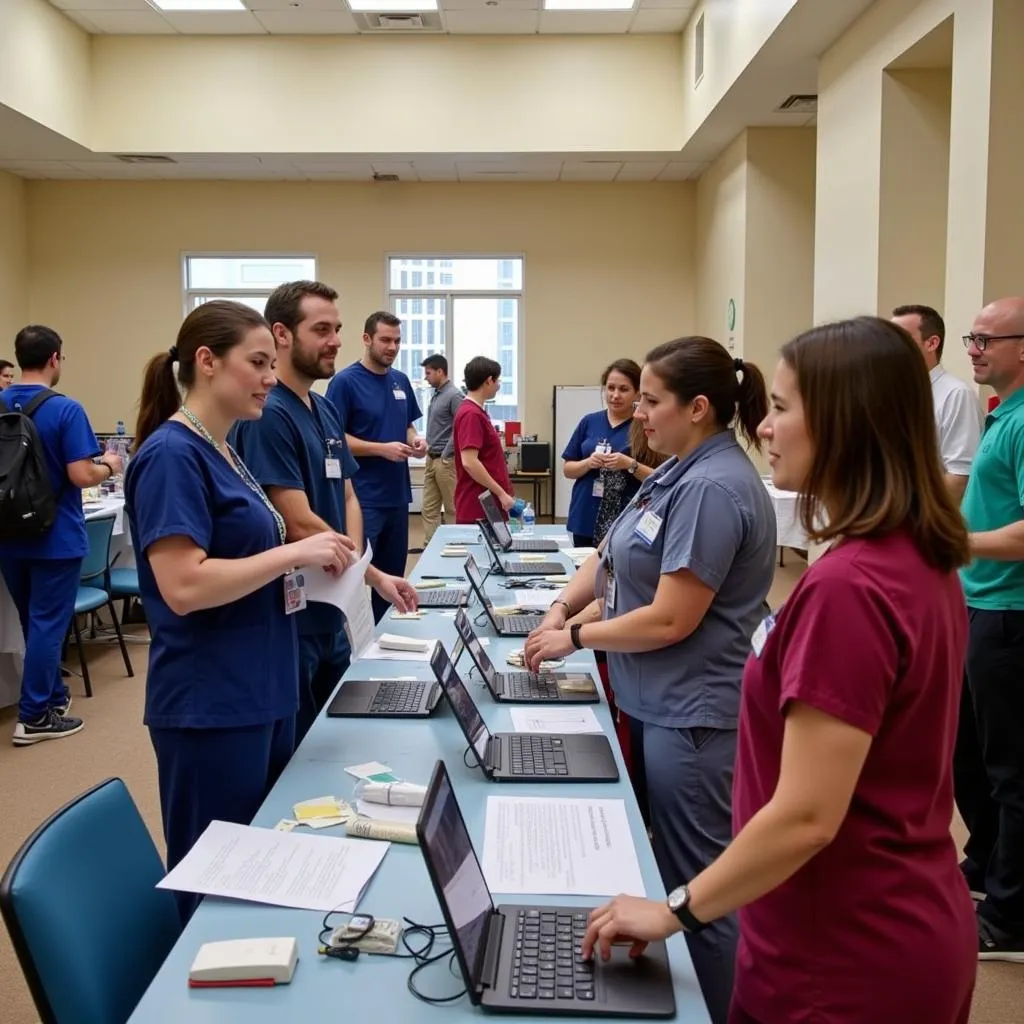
183, 254, 317, 315
387, 256, 524, 429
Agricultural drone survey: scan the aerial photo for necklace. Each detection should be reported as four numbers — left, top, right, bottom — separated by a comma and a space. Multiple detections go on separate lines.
178, 405, 287, 545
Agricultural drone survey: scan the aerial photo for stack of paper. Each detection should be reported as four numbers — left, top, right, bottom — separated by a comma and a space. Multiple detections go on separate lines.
509, 706, 602, 734
512, 590, 558, 610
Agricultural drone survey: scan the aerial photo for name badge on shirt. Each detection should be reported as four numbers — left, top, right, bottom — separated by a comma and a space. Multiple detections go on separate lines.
751, 613, 776, 658
592, 479, 605, 499
325, 458, 342, 479
283, 570, 307, 616
606, 575, 617, 611
393, 388, 406, 400
633, 510, 663, 546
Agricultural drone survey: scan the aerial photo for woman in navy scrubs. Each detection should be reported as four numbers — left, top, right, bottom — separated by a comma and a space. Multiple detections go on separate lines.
126, 301, 350, 922
561, 359, 648, 547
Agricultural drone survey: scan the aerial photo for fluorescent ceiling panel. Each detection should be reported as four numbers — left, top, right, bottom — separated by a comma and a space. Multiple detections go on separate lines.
543, 0, 635, 9
347, 0, 438, 10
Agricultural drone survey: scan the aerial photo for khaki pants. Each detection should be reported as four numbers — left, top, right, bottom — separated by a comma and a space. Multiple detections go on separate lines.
422, 454, 456, 542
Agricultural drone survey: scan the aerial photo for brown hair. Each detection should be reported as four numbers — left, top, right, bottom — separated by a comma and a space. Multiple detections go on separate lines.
264, 280, 338, 337
629, 418, 667, 470
364, 311, 401, 337
781, 316, 969, 572
601, 358, 641, 390
645, 336, 768, 451
134, 300, 269, 451
892, 303, 945, 360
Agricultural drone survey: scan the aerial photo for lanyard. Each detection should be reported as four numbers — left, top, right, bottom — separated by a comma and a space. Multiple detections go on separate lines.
179, 405, 287, 545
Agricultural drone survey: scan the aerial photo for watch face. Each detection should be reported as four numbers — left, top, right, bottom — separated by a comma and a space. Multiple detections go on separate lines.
667, 885, 688, 912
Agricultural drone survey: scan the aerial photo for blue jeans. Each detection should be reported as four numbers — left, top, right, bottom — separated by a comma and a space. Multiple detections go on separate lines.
361, 505, 409, 623
296, 629, 351, 744
0, 557, 79, 722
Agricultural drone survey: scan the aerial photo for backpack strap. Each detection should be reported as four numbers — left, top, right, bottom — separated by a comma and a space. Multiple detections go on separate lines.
20, 388, 59, 418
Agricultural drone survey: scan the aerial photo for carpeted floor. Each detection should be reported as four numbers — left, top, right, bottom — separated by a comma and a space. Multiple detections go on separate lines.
0, 540, 1020, 1023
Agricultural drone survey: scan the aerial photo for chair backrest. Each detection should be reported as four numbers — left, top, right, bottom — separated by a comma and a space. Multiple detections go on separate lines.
81, 514, 115, 587
0, 778, 181, 1024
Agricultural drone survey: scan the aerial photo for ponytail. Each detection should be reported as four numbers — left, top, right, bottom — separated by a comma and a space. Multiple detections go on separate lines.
133, 352, 180, 452
733, 358, 768, 452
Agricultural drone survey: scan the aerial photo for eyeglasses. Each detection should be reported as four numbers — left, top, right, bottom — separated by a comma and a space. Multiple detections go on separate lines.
962, 333, 1024, 352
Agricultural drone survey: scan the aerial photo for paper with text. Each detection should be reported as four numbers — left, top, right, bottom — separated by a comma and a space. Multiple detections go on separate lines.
508, 706, 602, 734
512, 590, 559, 610
356, 799, 421, 826
156, 820, 389, 912
298, 543, 375, 656
482, 797, 644, 897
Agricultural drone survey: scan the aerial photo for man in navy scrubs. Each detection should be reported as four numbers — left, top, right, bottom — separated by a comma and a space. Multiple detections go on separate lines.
232, 284, 418, 741
326, 311, 426, 622
0, 325, 121, 745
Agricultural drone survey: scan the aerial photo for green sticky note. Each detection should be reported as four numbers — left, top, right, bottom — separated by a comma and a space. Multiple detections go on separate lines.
368, 771, 400, 783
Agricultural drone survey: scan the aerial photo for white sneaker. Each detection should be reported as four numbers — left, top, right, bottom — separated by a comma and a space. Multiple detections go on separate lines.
12, 710, 84, 746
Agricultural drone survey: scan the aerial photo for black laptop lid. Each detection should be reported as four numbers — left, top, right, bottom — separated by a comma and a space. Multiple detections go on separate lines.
417, 760, 496, 1002
454, 608, 499, 685
479, 491, 513, 549
463, 556, 499, 628
429, 642, 491, 764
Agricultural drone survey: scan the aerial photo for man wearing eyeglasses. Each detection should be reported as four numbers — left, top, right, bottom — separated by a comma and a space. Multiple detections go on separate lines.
955, 296, 1024, 963
892, 304, 982, 502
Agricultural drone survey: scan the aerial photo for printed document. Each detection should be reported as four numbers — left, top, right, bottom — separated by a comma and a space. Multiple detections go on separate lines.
482, 797, 644, 897
157, 820, 389, 912
509, 706, 602, 734
512, 590, 558, 610
298, 543, 375, 656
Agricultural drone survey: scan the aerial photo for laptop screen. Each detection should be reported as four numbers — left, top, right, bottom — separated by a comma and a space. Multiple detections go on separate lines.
454, 608, 498, 684
418, 761, 495, 997
479, 491, 513, 548
429, 642, 491, 763
463, 556, 497, 624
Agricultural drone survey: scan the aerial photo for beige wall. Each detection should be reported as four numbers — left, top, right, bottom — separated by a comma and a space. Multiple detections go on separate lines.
25, 180, 695, 434
0, 171, 28, 352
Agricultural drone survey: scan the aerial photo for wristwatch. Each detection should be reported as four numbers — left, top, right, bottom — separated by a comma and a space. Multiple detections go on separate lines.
553, 598, 572, 617
569, 623, 584, 650
628, 459, 639, 476
666, 885, 708, 933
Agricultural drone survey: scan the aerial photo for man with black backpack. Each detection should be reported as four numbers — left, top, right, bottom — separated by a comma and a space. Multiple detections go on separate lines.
0, 326, 121, 746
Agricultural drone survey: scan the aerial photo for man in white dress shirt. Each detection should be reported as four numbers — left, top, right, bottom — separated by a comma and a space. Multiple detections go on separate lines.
893, 304, 983, 502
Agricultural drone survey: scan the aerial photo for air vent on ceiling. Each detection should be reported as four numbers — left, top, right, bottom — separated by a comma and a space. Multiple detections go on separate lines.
694, 12, 705, 86
776, 94, 818, 114
113, 154, 176, 164
373, 172, 400, 182
353, 12, 443, 31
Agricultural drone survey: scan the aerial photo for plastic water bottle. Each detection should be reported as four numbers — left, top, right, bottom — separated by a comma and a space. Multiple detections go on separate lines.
522, 502, 535, 536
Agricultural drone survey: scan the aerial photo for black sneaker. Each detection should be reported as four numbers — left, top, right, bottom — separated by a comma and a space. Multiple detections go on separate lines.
978, 915, 1024, 962
12, 709, 85, 747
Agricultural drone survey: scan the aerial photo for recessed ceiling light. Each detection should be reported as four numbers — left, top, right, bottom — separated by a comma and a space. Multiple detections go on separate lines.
149, 0, 246, 11
543, 0, 635, 9
347, 0, 437, 10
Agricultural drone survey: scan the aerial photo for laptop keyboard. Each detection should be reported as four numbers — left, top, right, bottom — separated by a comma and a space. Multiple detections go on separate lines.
502, 561, 564, 575
510, 909, 595, 1001
511, 538, 558, 552
417, 588, 467, 607
508, 734, 568, 776
498, 615, 544, 634
368, 681, 426, 714
504, 672, 559, 700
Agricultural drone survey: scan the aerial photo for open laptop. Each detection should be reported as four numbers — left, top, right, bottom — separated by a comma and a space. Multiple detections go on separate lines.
479, 491, 559, 552
428, 642, 617, 783
477, 519, 565, 577
453, 608, 599, 705
416, 760, 675, 1016
326, 658, 443, 718
464, 556, 544, 637
416, 586, 470, 608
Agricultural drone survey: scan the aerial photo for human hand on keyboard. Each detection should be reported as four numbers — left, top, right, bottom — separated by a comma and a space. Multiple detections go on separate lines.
581, 896, 680, 962
524, 627, 573, 672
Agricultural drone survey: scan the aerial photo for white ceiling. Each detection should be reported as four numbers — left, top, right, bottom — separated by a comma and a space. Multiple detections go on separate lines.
48, 0, 695, 35
0, 153, 709, 181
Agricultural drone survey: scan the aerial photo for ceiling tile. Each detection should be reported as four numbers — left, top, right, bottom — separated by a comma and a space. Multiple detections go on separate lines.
254, 9, 358, 31
559, 161, 621, 181
246, 0, 348, 9
441, 0, 538, 10
638, 0, 693, 8
161, 11, 267, 32
301, 168, 377, 180
74, 9, 176, 32
413, 162, 459, 181
444, 9, 538, 32
656, 161, 704, 180
60, 10, 99, 31
615, 160, 667, 180
539, 11, 633, 33
457, 161, 560, 181
370, 161, 417, 177
50, 0, 151, 9
630, 7, 686, 31
0, 160, 88, 179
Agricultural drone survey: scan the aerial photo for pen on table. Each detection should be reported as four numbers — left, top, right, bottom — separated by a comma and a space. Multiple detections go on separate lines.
419, 575, 466, 581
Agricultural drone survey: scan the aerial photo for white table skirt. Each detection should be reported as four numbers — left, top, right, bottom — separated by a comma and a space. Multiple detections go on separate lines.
763, 480, 808, 550
0, 497, 132, 709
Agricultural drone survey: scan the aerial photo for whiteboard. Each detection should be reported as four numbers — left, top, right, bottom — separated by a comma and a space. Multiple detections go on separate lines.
552, 385, 605, 519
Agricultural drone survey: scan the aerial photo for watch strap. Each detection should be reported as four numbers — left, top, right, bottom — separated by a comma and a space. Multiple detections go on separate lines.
669, 887, 708, 933
569, 623, 584, 650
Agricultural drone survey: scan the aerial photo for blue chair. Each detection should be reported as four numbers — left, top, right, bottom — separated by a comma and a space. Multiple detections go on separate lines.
0, 778, 182, 1024
108, 562, 142, 626
73, 514, 133, 697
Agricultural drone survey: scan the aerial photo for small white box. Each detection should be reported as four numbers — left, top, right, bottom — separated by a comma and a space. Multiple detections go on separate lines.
377, 633, 433, 654
188, 937, 298, 986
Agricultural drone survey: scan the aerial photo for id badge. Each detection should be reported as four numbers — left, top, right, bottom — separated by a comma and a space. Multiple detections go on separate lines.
633, 510, 663, 546
751, 613, 776, 657
592, 479, 605, 498
393, 388, 406, 400
325, 458, 342, 479
606, 575, 617, 611
283, 570, 307, 615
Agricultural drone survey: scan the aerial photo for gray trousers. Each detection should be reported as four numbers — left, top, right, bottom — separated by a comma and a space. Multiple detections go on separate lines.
633, 720, 738, 1024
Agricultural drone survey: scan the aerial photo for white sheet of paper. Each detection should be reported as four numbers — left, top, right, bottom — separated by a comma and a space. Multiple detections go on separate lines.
481, 797, 644, 897
512, 590, 558, 610
156, 820, 389, 912
298, 543, 375, 656
356, 639, 437, 663
508, 706, 602, 734
564, 547, 597, 560
356, 799, 421, 825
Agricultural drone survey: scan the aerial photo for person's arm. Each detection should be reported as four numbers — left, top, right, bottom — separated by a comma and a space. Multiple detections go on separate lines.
564, 457, 599, 480
462, 448, 514, 504
532, 553, 602, 631
62, 402, 120, 487
67, 453, 121, 489
944, 472, 969, 503
345, 479, 364, 554
937, 388, 981, 506
970, 522, 1024, 560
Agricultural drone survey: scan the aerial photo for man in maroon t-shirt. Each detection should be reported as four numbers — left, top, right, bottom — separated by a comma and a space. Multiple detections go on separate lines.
452, 356, 516, 524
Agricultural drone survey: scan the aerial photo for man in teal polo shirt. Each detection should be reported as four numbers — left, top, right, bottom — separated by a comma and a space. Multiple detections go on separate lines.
956, 296, 1024, 962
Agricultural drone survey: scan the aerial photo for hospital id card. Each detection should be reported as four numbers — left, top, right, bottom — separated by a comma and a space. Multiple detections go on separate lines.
325, 458, 342, 479
633, 510, 662, 546
283, 570, 307, 615
393, 388, 406, 400
751, 613, 776, 657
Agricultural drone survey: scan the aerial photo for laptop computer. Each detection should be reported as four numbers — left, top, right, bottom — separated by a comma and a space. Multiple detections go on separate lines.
464, 555, 545, 637
326, 661, 443, 718
416, 760, 675, 1016
428, 642, 618, 783
479, 491, 559, 552
452, 608, 600, 705
477, 519, 565, 577
416, 586, 470, 608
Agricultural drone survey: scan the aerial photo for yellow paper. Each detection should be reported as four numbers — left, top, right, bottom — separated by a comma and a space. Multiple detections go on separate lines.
293, 795, 341, 821
414, 580, 444, 590
519, 553, 547, 562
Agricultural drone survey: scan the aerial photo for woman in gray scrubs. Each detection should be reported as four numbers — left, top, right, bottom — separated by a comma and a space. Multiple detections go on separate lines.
526, 336, 778, 1024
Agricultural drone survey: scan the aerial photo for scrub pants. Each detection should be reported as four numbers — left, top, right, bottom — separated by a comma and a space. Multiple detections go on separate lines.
296, 628, 351, 744
150, 716, 295, 924
633, 720, 738, 1024
361, 505, 409, 623
0, 557, 78, 722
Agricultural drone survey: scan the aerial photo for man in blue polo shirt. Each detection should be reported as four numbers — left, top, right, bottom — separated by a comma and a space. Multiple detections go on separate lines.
231, 283, 418, 742
0, 325, 121, 746
326, 311, 426, 622
956, 295, 1024, 962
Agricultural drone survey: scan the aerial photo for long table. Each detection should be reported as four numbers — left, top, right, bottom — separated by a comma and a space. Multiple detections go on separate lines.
128, 525, 710, 1022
